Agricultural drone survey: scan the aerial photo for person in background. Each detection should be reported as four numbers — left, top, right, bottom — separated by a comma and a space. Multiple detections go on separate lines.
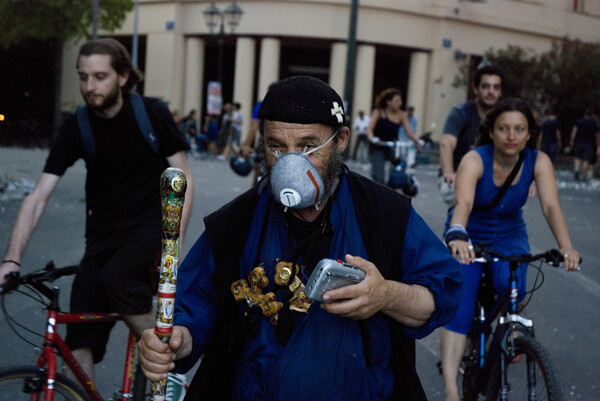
241, 99, 266, 186
398, 106, 419, 168
367, 88, 422, 185
138, 75, 462, 401
569, 107, 598, 181
537, 110, 561, 163
439, 65, 504, 206
216, 103, 233, 160
221, 102, 243, 160
439, 98, 579, 401
172, 109, 181, 128
180, 109, 198, 155
351, 109, 370, 162
201, 115, 220, 156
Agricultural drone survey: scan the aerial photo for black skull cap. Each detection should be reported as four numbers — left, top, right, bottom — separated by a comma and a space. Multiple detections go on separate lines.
258, 75, 346, 126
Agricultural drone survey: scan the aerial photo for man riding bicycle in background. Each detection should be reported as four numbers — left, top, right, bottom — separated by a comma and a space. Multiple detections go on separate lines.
439, 64, 504, 207
0, 38, 193, 398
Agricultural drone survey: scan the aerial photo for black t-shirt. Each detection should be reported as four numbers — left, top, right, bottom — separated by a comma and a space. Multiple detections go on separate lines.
540, 118, 560, 146
373, 113, 402, 142
44, 95, 189, 222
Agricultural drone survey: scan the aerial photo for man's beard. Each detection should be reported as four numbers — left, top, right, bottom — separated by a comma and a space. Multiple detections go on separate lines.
319, 146, 344, 202
83, 84, 121, 111
477, 94, 498, 111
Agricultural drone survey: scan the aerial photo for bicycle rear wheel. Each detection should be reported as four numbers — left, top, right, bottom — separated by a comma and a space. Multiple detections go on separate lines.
0, 366, 90, 401
485, 336, 562, 401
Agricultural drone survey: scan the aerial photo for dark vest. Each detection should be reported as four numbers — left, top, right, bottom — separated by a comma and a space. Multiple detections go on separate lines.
185, 170, 426, 401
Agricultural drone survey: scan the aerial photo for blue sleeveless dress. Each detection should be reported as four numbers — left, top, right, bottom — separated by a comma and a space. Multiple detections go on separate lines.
445, 145, 538, 334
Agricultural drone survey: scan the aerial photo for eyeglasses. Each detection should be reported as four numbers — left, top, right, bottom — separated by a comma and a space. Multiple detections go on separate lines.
265, 129, 338, 158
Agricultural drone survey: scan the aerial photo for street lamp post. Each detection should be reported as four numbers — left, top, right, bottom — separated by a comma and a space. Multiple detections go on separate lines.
203, 1, 244, 86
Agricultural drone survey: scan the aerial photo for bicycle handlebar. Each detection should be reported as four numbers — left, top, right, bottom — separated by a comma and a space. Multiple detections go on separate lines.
372, 139, 411, 148
473, 243, 582, 267
0, 262, 79, 295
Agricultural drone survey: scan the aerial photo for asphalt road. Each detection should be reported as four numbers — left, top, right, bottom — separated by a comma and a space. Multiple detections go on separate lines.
1, 146, 598, 400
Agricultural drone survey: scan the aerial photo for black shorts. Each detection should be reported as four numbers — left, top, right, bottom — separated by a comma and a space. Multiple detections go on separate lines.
65, 218, 161, 363
574, 144, 595, 163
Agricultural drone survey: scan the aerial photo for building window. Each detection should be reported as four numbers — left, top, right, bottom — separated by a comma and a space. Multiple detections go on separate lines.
573, 0, 600, 15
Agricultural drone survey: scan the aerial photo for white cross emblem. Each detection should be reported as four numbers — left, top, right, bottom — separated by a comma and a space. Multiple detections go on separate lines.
331, 102, 344, 123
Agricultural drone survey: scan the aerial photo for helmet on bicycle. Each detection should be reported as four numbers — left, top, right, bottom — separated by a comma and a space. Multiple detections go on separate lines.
230, 156, 253, 177
401, 175, 419, 197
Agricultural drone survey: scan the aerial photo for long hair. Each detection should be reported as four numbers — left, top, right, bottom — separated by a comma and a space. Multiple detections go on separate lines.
477, 98, 539, 148
375, 88, 402, 110
77, 38, 143, 93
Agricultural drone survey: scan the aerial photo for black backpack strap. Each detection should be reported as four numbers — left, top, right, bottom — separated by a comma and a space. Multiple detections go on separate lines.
76, 94, 160, 164
76, 105, 95, 164
474, 150, 525, 212
130, 93, 160, 155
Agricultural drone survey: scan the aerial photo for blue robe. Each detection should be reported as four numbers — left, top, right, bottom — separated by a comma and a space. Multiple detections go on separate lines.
175, 170, 462, 400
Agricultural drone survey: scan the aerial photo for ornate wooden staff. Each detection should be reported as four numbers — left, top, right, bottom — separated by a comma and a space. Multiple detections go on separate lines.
150, 167, 187, 401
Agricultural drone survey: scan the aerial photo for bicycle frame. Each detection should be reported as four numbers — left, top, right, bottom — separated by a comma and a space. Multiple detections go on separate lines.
35, 286, 137, 401
466, 259, 536, 396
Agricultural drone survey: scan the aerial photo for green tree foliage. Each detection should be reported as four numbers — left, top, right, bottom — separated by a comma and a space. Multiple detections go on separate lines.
0, 0, 133, 49
483, 38, 600, 126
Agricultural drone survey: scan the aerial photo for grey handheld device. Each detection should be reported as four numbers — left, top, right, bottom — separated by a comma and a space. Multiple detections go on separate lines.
304, 258, 365, 302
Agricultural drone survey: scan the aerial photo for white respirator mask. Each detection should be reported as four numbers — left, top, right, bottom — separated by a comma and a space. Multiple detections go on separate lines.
268, 132, 337, 210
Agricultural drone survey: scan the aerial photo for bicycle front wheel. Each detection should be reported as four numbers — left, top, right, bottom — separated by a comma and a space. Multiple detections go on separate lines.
0, 366, 90, 401
486, 336, 562, 401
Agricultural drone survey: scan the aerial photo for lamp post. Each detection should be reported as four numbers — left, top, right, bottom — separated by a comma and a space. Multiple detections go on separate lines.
203, 1, 244, 85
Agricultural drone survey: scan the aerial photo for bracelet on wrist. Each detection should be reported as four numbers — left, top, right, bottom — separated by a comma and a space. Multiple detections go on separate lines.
444, 225, 469, 246
2, 259, 21, 267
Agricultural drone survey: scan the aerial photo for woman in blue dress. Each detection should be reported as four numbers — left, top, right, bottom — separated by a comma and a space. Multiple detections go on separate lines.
439, 98, 580, 401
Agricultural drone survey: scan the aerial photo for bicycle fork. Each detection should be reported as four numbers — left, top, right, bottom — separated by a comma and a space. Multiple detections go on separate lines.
497, 261, 535, 401
36, 290, 60, 401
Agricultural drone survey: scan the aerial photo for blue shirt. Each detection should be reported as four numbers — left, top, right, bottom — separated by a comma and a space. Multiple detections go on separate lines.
398, 114, 418, 141
174, 175, 460, 400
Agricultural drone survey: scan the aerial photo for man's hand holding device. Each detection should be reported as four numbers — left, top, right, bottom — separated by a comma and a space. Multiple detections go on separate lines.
306, 255, 391, 320
304, 257, 365, 302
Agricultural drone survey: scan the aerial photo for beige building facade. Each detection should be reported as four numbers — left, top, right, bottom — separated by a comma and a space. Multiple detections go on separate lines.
60, 0, 600, 142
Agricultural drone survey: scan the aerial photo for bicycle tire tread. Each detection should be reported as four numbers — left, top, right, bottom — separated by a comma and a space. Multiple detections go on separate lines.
0, 365, 91, 401
485, 335, 562, 401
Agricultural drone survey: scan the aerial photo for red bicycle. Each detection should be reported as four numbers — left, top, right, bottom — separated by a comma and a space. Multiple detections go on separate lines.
0, 262, 148, 401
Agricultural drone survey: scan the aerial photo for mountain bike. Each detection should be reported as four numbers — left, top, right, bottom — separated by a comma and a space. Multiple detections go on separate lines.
446, 244, 579, 401
0, 262, 148, 401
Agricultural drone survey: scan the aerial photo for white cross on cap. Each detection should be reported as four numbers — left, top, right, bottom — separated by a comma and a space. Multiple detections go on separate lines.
331, 102, 344, 123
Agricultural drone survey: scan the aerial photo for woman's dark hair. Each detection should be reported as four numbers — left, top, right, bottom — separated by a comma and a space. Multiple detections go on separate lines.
77, 38, 143, 93
477, 98, 539, 148
375, 88, 402, 109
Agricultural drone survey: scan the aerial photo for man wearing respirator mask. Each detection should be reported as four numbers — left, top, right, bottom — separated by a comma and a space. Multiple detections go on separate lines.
138, 76, 462, 401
